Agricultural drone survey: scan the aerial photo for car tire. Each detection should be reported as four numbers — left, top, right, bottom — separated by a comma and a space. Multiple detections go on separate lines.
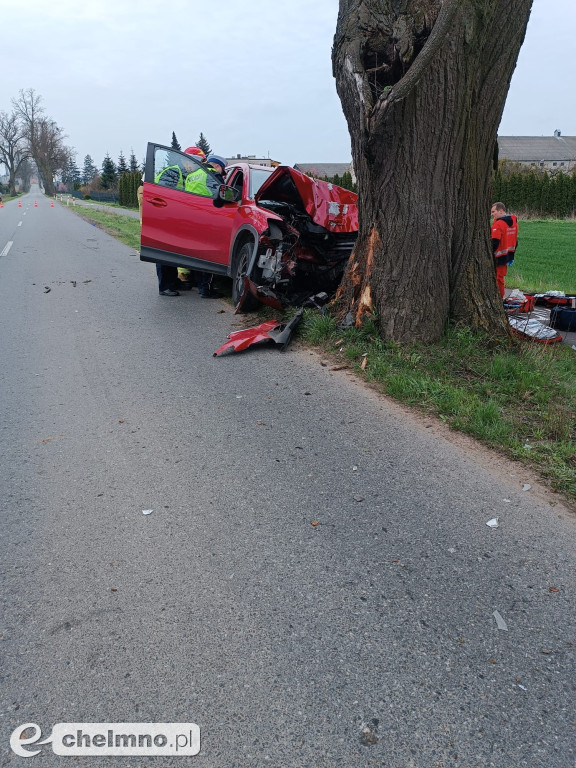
232, 241, 259, 311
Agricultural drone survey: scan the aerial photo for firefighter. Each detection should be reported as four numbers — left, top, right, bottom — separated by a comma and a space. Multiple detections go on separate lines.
491, 202, 518, 299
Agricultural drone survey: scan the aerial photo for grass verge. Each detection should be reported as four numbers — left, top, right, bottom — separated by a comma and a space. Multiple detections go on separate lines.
68, 207, 141, 251
302, 311, 576, 503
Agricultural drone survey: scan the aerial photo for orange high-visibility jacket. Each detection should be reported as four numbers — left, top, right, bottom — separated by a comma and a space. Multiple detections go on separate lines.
491, 214, 518, 266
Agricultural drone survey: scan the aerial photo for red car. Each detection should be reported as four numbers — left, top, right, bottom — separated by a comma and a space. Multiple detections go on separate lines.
140, 142, 358, 310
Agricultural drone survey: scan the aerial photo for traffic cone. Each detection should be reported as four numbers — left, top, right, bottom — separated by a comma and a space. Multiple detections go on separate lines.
0, 202, 3, 208
18, 201, 21, 207
50, 201, 54, 207
34, 201, 38, 207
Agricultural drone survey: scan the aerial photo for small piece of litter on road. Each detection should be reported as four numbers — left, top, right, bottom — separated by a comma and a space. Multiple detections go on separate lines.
503, 498, 511, 503
518, 684, 527, 691
493, 610, 508, 631
142, 509, 153, 515
44, 286, 51, 293
352, 465, 358, 471
486, 518, 499, 528
448, 548, 456, 553
311, 521, 319, 527
522, 483, 531, 491
236, 395, 243, 399
353, 495, 364, 502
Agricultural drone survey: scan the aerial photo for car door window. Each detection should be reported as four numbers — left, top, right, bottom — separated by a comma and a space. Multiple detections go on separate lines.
153, 148, 192, 190
228, 170, 244, 198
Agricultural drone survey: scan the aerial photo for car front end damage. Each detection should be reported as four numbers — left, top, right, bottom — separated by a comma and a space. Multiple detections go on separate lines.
237, 167, 358, 311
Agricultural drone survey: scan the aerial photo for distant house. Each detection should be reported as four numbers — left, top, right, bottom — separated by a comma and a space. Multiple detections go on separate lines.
227, 155, 281, 167
498, 132, 576, 172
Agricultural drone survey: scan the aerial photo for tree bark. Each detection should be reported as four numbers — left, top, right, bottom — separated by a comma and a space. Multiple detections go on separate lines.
333, 0, 533, 342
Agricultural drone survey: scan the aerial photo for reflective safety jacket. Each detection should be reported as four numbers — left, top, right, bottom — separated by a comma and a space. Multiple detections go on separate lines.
184, 168, 213, 197
154, 165, 184, 190
491, 214, 518, 266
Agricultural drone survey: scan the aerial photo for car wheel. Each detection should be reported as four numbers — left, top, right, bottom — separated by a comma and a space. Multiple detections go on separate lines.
232, 241, 259, 311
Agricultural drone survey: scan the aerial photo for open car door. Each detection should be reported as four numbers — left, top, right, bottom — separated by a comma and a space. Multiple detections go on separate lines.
140, 143, 237, 275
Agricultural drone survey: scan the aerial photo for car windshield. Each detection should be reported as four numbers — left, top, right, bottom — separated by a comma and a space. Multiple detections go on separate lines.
249, 167, 275, 199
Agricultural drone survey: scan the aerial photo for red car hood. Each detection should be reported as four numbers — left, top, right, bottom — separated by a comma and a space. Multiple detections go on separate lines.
255, 166, 358, 233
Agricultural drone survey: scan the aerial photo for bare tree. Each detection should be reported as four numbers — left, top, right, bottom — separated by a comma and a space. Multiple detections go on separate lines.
0, 110, 29, 196
12, 88, 68, 196
332, 0, 533, 342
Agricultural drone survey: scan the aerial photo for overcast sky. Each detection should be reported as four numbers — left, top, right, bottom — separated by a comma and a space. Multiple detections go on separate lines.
1, 0, 574, 170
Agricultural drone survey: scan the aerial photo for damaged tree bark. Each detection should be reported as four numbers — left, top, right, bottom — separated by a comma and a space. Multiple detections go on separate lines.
333, 0, 533, 342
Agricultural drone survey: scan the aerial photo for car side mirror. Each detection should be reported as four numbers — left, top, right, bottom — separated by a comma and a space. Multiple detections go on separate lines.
214, 185, 240, 206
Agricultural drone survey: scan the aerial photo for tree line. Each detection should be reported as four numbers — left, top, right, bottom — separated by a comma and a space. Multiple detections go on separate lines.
0, 89, 211, 204
0, 88, 68, 196
492, 164, 576, 218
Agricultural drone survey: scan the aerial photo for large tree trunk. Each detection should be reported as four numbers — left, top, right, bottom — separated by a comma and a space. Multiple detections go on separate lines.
333, 0, 533, 342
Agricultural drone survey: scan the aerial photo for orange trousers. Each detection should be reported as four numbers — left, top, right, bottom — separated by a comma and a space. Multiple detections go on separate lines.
496, 264, 507, 298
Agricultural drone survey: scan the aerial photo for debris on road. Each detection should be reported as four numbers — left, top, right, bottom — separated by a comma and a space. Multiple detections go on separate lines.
142, 509, 153, 516
359, 719, 379, 747
43, 286, 51, 293
493, 610, 508, 631
213, 309, 304, 356
522, 483, 531, 491
486, 518, 499, 528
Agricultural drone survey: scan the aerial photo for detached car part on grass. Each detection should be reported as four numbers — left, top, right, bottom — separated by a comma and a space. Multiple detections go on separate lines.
140, 143, 358, 312
213, 309, 304, 356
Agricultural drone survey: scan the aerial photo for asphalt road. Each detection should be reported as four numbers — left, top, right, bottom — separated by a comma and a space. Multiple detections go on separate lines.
1, 187, 574, 768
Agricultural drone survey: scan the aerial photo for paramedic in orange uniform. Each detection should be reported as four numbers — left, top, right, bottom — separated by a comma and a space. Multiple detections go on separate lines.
491, 202, 518, 298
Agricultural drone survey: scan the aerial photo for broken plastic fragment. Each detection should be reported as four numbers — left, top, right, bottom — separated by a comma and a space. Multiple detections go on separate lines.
142, 509, 153, 515
352, 465, 358, 471
493, 610, 508, 631
517, 684, 527, 691
522, 483, 531, 491
214, 309, 303, 356
486, 518, 499, 528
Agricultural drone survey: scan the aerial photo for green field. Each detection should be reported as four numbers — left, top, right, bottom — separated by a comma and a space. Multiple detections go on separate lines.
507, 219, 576, 294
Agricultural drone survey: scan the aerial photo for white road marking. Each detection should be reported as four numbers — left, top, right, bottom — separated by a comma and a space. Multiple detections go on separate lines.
0, 240, 14, 259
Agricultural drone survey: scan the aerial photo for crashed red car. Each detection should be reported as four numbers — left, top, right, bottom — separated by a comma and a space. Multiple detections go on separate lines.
140, 143, 358, 310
